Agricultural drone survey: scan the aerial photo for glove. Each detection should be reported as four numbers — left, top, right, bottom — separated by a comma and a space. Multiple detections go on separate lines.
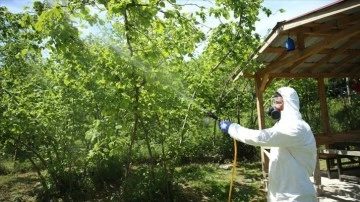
219, 120, 231, 134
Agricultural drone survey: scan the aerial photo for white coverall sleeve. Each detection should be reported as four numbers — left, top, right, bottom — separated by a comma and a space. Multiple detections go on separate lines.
227, 121, 305, 148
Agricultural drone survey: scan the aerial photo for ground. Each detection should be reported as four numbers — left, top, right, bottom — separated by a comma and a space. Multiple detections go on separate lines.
0, 163, 267, 202
0, 171, 39, 202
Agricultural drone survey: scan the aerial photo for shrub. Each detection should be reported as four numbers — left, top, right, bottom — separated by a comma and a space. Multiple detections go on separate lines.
0, 163, 10, 175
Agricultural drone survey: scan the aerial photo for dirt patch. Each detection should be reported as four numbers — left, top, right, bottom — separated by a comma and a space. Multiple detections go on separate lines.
0, 172, 40, 202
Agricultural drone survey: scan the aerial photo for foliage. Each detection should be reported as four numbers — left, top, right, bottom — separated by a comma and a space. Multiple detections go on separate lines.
327, 92, 360, 132
291, 79, 322, 134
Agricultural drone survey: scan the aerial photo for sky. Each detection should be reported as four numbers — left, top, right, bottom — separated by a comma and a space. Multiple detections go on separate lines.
0, 0, 337, 37
256, 0, 337, 36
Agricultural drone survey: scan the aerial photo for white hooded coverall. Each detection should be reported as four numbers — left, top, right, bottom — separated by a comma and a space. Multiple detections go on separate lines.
227, 87, 317, 202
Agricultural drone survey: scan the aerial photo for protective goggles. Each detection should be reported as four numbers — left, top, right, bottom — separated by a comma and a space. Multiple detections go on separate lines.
270, 92, 283, 106
270, 97, 283, 106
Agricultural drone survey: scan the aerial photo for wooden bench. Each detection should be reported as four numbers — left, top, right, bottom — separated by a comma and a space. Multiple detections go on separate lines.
318, 147, 360, 182
318, 153, 338, 179
334, 142, 360, 182
314, 132, 360, 188
318, 142, 360, 179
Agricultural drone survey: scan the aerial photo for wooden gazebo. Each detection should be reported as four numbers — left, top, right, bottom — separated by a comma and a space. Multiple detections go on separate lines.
232, 0, 360, 191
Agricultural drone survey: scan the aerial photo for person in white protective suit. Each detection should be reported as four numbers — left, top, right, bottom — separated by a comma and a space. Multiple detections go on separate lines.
219, 86, 317, 202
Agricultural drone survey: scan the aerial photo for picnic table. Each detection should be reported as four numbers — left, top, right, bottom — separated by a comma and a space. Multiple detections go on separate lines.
318, 141, 360, 182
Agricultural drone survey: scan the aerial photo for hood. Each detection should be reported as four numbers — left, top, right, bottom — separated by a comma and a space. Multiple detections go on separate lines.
277, 87, 302, 120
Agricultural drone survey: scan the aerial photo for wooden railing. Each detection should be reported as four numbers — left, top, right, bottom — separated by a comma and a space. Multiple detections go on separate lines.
315, 131, 360, 145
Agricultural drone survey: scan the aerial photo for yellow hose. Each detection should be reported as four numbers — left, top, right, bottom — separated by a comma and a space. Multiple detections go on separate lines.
228, 139, 237, 202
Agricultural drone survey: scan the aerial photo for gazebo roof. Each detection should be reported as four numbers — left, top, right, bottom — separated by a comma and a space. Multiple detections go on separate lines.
233, 1, 360, 191
233, 0, 360, 91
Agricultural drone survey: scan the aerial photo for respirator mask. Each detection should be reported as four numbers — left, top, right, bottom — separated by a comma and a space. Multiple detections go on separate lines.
267, 92, 282, 120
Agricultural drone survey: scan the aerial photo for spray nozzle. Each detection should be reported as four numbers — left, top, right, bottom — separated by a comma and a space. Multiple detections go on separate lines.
207, 111, 220, 121
201, 106, 221, 121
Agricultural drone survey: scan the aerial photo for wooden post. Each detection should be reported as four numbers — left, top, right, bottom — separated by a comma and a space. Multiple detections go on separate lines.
255, 76, 269, 190
317, 77, 330, 135
315, 150, 323, 196
314, 77, 330, 194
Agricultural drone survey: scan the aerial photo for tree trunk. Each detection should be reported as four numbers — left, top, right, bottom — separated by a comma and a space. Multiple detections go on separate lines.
140, 117, 155, 200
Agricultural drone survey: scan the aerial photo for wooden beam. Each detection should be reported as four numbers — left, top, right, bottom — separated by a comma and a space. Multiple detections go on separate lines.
262, 47, 360, 54
259, 73, 270, 93
316, 131, 360, 145
317, 78, 330, 135
296, 31, 305, 50
255, 77, 269, 177
314, 152, 322, 191
284, 31, 305, 72
264, 47, 284, 53
309, 39, 357, 73
243, 71, 360, 79
288, 58, 306, 73
280, 0, 360, 31
266, 72, 360, 78
330, 53, 359, 73
295, 12, 360, 36
255, 77, 266, 130
256, 28, 282, 56
257, 23, 360, 76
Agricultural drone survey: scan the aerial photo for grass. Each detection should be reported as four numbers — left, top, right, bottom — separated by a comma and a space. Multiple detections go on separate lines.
0, 159, 335, 201
173, 162, 267, 202
0, 160, 41, 202
0, 160, 267, 201
0, 171, 40, 202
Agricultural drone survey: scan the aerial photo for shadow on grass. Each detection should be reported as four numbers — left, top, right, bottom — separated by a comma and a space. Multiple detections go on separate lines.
174, 163, 267, 201
0, 163, 267, 201
0, 172, 40, 202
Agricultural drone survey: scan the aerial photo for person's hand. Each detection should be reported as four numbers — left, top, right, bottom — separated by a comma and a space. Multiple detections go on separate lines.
219, 120, 231, 134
